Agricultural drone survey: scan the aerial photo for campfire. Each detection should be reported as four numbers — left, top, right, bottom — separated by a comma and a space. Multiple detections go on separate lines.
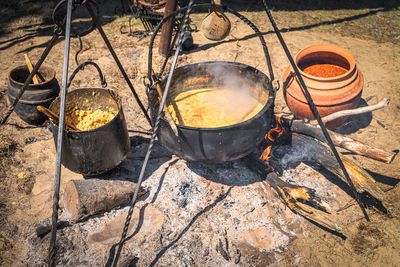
1, 0, 398, 266
246, 114, 393, 232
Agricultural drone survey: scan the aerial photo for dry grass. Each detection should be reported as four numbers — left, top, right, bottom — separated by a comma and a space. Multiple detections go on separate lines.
0, 129, 19, 265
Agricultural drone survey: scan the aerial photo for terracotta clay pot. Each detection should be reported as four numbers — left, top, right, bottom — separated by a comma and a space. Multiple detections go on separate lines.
282, 44, 364, 129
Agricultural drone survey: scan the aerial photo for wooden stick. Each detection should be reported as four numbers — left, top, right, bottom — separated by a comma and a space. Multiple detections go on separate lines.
63, 179, 146, 222
151, 70, 179, 136
287, 118, 396, 164
159, 0, 177, 57
321, 98, 390, 124
37, 105, 79, 131
24, 53, 41, 84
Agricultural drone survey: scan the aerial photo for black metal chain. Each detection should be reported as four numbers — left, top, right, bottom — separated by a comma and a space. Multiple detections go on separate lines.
261, 0, 369, 221
74, 35, 83, 67
110, 1, 195, 266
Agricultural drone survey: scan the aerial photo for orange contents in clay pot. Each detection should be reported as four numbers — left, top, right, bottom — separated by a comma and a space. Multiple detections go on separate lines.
303, 64, 348, 78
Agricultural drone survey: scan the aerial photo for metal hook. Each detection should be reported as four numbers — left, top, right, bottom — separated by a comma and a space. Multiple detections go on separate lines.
74, 35, 83, 67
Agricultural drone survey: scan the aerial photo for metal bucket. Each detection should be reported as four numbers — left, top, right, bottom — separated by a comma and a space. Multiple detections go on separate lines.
49, 87, 130, 175
150, 61, 275, 163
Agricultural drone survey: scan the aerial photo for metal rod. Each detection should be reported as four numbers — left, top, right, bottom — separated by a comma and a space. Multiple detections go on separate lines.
147, 3, 275, 85
262, 1, 369, 221
139, 16, 149, 32
110, 1, 195, 266
225, 6, 274, 83
85, 2, 152, 127
48, 0, 73, 265
1, 34, 59, 125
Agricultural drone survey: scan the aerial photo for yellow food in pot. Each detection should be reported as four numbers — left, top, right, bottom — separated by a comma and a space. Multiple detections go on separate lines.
66, 106, 117, 131
167, 88, 264, 128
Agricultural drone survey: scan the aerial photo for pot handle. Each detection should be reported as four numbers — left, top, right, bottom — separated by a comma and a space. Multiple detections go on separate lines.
147, 3, 275, 86
67, 61, 107, 89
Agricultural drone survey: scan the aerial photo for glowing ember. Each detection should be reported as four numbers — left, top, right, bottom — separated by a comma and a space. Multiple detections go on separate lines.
265, 116, 285, 141
257, 116, 288, 172
260, 145, 272, 162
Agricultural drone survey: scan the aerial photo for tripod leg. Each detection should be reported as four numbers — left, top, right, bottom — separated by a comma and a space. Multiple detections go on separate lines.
1, 34, 59, 125
85, 2, 153, 127
49, 0, 75, 265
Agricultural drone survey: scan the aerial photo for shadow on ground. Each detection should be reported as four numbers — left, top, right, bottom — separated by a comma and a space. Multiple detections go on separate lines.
1, 0, 398, 52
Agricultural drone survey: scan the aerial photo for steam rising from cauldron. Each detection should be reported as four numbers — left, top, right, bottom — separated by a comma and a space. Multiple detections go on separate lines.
200, 64, 265, 119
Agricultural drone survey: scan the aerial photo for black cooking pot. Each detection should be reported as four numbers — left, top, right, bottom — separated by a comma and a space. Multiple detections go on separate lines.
150, 61, 275, 163
7, 65, 60, 125
49, 87, 130, 175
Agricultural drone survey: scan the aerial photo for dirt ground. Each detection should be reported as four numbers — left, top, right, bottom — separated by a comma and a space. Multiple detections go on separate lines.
1, 0, 400, 266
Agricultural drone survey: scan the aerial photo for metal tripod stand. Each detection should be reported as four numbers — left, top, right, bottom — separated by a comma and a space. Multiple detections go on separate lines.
0, 0, 152, 266
1, 0, 151, 126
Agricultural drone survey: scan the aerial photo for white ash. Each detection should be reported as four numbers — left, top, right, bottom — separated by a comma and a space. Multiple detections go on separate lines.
17, 141, 359, 266
18, 155, 304, 266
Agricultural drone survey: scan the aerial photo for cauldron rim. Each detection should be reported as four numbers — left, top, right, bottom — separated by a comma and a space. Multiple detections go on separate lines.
9, 65, 56, 87
49, 87, 123, 133
157, 61, 274, 131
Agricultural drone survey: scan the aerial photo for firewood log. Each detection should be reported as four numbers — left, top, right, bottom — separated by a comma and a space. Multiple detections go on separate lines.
63, 179, 146, 222
284, 118, 396, 164
275, 133, 385, 201
35, 179, 146, 238
265, 172, 341, 233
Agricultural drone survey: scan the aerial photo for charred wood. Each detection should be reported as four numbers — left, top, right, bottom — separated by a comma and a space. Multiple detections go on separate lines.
272, 133, 385, 201
265, 172, 341, 232
285, 118, 396, 164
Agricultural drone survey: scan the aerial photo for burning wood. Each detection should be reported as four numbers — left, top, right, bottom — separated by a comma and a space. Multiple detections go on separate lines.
286, 133, 385, 201
265, 172, 340, 232
249, 116, 389, 231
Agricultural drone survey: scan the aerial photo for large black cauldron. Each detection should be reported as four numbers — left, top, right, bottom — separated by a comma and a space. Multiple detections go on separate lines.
150, 61, 275, 163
